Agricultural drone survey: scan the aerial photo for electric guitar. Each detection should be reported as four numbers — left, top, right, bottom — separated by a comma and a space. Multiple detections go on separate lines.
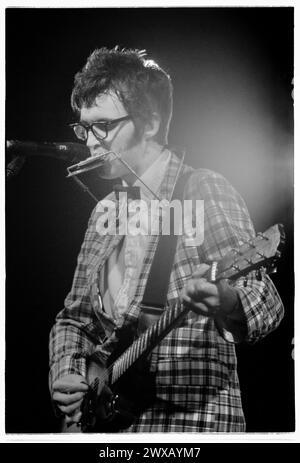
65, 223, 285, 433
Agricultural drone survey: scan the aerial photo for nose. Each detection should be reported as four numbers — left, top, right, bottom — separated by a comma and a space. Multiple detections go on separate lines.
86, 129, 105, 156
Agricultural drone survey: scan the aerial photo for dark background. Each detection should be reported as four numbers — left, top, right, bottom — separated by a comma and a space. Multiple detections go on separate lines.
6, 7, 294, 433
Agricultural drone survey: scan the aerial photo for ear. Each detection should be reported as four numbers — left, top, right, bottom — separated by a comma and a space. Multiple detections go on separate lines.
144, 112, 161, 140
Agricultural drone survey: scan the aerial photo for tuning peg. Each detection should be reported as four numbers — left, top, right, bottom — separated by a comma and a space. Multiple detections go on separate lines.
231, 264, 240, 271
256, 251, 266, 259
257, 232, 269, 241
256, 269, 262, 281
267, 263, 278, 274
237, 237, 255, 248
243, 276, 248, 287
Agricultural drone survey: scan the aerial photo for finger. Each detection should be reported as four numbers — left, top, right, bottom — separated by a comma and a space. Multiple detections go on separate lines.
201, 295, 220, 308
182, 297, 211, 316
183, 296, 220, 317
186, 280, 219, 299
53, 391, 86, 405
59, 400, 83, 416
193, 279, 218, 295
53, 381, 89, 393
184, 278, 206, 294
182, 280, 220, 310
180, 281, 207, 302
65, 410, 82, 425
191, 264, 211, 278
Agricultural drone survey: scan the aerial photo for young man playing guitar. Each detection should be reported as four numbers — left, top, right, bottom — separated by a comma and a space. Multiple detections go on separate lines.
49, 47, 284, 432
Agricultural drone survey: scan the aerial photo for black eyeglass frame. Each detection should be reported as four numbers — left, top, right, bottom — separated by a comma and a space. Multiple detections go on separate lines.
69, 115, 132, 141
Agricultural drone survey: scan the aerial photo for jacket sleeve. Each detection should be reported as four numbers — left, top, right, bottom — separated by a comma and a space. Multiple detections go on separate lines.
185, 169, 284, 343
48, 208, 111, 394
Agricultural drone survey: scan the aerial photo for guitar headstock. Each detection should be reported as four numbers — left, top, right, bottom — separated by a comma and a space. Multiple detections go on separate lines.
216, 224, 285, 281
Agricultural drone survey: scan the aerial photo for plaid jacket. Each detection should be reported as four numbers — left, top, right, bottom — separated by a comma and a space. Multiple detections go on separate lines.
49, 153, 284, 432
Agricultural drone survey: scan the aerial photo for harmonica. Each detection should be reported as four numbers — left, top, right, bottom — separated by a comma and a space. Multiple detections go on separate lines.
67, 152, 113, 177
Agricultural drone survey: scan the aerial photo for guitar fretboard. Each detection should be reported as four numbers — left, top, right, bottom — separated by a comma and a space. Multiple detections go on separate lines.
111, 302, 190, 384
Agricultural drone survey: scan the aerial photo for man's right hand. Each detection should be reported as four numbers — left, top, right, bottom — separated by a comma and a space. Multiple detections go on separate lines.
52, 374, 89, 425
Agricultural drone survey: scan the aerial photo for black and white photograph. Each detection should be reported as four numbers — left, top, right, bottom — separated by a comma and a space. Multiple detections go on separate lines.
4, 5, 294, 441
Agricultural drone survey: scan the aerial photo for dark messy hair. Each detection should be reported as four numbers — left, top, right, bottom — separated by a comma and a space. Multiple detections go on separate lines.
71, 46, 173, 144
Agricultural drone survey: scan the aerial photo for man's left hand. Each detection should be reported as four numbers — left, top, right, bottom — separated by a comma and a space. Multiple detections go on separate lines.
181, 264, 239, 317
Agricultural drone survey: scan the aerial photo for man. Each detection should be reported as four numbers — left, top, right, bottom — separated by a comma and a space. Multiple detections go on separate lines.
49, 47, 284, 432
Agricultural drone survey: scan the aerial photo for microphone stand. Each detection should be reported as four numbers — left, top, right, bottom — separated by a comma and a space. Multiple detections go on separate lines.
71, 175, 99, 204
6, 155, 26, 180
6, 141, 100, 202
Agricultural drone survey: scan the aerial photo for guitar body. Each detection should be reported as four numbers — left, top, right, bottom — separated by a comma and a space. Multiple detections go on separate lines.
80, 323, 157, 433
61, 359, 156, 433
86, 363, 156, 433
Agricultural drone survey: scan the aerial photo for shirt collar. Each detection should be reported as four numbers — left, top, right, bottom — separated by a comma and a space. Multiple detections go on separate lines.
122, 148, 171, 200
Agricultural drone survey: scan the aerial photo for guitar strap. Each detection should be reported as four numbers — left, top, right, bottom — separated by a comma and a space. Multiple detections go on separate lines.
138, 171, 192, 331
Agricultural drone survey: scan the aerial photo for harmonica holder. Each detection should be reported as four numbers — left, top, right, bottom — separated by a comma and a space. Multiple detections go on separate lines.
66, 152, 114, 177
66, 152, 114, 203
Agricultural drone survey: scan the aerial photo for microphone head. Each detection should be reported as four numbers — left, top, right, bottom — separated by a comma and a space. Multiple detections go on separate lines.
6, 140, 90, 162
54, 142, 90, 161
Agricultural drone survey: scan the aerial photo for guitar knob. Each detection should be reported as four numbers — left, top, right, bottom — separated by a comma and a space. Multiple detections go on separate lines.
112, 394, 119, 409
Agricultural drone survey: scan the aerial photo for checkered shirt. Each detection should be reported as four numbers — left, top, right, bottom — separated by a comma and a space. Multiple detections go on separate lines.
49, 152, 284, 432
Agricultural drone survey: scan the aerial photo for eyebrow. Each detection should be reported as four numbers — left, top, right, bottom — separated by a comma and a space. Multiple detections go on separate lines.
79, 118, 110, 124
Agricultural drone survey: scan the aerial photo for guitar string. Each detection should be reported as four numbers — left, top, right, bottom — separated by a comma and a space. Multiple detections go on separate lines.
90, 302, 178, 389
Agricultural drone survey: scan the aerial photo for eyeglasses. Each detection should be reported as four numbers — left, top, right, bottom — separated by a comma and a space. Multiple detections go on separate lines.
69, 115, 131, 142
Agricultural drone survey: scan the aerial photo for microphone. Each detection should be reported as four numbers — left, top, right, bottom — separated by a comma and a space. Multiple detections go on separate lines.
6, 140, 90, 163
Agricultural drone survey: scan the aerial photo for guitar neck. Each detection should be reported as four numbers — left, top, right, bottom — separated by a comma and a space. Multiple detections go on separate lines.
110, 223, 284, 385
110, 302, 190, 385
